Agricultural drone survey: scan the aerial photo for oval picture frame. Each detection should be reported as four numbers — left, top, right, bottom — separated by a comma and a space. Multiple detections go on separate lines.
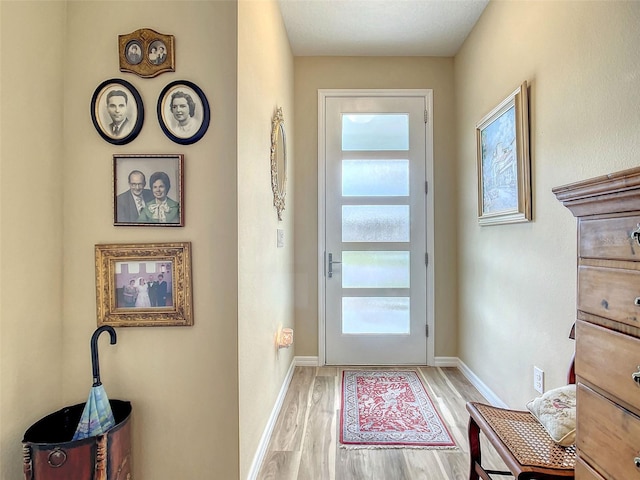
157, 80, 210, 145
91, 78, 144, 145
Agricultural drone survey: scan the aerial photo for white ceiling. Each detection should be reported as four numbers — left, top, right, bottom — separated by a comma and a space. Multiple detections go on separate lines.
278, 0, 490, 57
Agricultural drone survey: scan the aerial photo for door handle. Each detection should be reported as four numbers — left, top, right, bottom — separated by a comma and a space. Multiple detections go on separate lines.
328, 253, 341, 278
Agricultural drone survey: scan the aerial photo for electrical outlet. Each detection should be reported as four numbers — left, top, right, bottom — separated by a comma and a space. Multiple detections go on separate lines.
533, 366, 544, 393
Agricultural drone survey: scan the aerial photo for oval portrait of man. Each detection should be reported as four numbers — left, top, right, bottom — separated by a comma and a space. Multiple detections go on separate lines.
91, 79, 144, 145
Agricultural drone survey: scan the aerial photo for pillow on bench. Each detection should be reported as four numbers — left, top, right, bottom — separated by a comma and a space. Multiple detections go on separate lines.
526, 384, 576, 447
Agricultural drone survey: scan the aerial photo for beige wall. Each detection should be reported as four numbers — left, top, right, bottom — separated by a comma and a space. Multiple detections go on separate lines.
1, 1, 240, 479
293, 57, 459, 358
455, 0, 640, 407
238, 0, 295, 478
0, 2, 66, 478
63, 2, 239, 477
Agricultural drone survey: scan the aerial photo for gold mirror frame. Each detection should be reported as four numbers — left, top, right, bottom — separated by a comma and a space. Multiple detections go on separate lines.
270, 107, 287, 220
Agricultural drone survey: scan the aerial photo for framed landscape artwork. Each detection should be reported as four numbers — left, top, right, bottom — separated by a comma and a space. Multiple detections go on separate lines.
476, 81, 531, 226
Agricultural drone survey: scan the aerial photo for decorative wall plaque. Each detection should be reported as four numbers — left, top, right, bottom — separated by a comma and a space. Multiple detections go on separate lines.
119, 28, 175, 78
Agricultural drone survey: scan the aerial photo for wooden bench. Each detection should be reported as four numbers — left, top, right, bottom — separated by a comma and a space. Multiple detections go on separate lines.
466, 358, 576, 479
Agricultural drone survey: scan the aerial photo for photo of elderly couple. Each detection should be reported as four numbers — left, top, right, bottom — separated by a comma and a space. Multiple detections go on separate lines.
114, 154, 183, 226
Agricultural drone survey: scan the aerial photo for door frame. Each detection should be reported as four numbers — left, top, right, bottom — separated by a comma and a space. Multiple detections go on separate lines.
317, 89, 435, 366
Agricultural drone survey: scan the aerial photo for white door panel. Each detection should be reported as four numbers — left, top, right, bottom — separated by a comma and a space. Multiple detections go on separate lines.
320, 92, 433, 365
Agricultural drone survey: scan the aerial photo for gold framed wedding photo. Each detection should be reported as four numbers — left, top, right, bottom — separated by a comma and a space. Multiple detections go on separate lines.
95, 242, 193, 327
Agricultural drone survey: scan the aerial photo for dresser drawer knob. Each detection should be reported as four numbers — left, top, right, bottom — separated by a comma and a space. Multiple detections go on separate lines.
632, 224, 640, 246
635, 457, 640, 469
636, 297, 640, 306
633, 368, 640, 385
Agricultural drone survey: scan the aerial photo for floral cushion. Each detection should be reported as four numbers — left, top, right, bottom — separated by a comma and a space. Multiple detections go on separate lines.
526, 384, 576, 447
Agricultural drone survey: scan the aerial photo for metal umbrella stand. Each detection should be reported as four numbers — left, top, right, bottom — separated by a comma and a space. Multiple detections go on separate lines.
22, 326, 133, 480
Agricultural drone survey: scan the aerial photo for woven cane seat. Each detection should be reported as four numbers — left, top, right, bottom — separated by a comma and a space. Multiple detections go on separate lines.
471, 402, 575, 469
467, 401, 575, 479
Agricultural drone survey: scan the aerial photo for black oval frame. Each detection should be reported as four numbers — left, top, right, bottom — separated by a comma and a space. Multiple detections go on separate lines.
91, 78, 144, 145
157, 80, 210, 145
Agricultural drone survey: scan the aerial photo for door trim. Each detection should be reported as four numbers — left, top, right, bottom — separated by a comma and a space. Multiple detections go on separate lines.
317, 89, 435, 366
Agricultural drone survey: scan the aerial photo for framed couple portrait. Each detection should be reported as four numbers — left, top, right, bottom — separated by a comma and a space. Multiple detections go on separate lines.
157, 80, 210, 145
95, 242, 193, 327
118, 28, 175, 78
91, 79, 144, 145
113, 153, 184, 227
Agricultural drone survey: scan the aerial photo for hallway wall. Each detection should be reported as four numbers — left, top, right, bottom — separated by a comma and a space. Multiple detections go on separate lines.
60, 2, 239, 478
455, 0, 640, 407
238, 1, 295, 478
0, 3, 66, 478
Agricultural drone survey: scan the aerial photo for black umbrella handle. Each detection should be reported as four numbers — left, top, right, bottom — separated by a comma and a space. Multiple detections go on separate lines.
91, 326, 117, 387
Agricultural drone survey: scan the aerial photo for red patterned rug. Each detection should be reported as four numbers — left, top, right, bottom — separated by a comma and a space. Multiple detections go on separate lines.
340, 370, 457, 449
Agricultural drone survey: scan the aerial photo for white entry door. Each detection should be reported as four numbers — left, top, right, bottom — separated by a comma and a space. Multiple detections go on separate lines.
319, 90, 433, 365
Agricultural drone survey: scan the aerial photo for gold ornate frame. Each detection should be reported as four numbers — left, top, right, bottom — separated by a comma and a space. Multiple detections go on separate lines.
118, 28, 175, 78
476, 81, 531, 225
96, 242, 193, 327
270, 107, 287, 221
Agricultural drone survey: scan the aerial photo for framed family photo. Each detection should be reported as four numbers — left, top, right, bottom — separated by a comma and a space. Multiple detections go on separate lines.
476, 81, 531, 226
157, 80, 210, 145
113, 153, 184, 226
95, 242, 193, 327
118, 28, 175, 78
91, 79, 144, 145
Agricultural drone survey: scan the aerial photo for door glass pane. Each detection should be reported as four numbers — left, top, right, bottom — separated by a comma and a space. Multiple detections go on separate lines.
342, 114, 409, 151
342, 160, 409, 196
342, 205, 410, 242
342, 297, 410, 334
342, 251, 410, 288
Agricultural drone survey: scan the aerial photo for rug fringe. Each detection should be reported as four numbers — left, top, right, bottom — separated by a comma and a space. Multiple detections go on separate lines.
339, 444, 459, 451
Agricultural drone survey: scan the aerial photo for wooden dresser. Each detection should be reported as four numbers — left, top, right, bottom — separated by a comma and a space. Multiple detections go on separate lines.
554, 167, 640, 480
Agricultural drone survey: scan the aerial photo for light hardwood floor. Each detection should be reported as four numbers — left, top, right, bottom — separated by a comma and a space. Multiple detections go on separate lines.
256, 366, 508, 480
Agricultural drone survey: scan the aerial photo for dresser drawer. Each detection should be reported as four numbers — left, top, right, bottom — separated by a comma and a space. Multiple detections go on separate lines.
579, 215, 640, 261
576, 456, 605, 480
576, 320, 640, 412
578, 265, 640, 328
577, 384, 640, 479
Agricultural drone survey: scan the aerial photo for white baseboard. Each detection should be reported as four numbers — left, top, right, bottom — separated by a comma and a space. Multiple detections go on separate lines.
457, 358, 508, 408
433, 356, 459, 367
294, 355, 319, 366
245, 358, 297, 480
246, 356, 319, 480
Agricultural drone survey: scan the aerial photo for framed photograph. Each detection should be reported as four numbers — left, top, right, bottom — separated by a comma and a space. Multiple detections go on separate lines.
95, 242, 193, 327
118, 28, 175, 78
91, 79, 144, 145
114, 154, 184, 226
157, 80, 210, 145
476, 81, 531, 225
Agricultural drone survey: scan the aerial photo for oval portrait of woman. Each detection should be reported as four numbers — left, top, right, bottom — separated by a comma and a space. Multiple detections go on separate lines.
157, 80, 210, 145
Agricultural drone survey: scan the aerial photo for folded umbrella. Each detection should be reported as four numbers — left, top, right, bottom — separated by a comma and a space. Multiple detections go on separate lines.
73, 325, 117, 440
